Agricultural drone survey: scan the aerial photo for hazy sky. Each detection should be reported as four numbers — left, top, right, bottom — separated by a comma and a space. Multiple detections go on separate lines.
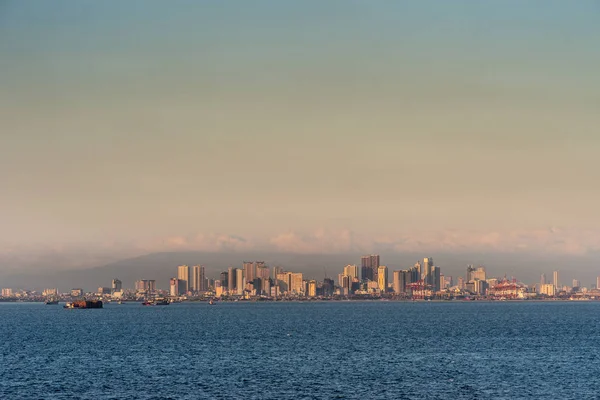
1, 1, 599, 259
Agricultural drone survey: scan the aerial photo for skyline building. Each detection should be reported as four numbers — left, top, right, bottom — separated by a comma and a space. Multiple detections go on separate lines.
554, 271, 559, 290
467, 265, 475, 282
344, 265, 359, 281
177, 265, 190, 293
111, 279, 122, 293
236, 268, 244, 295
307, 280, 317, 297
243, 261, 255, 283
191, 265, 206, 292
228, 267, 237, 294
378, 265, 388, 292
290, 272, 303, 295
361, 254, 380, 282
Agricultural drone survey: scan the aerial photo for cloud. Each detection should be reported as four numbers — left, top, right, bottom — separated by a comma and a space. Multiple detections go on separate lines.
148, 233, 252, 253
269, 229, 360, 253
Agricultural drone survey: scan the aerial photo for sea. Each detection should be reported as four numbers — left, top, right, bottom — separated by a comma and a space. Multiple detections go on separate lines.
1, 301, 600, 399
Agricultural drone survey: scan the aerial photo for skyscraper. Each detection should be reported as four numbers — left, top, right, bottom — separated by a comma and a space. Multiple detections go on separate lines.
290, 273, 303, 294
307, 280, 317, 297
111, 279, 122, 293
423, 257, 433, 285
191, 265, 206, 292
597, 276, 600, 290
178, 265, 190, 293
243, 261, 255, 283
236, 268, 244, 295
361, 255, 380, 282
432, 266, 441, 292
393, 270, 405, 294
540, 273, 546, 287
378, 265, 388, 293
466, 265, 475, 282
344, 265, 359, 281
228, 267, 237, 294
553, 271, 559, 290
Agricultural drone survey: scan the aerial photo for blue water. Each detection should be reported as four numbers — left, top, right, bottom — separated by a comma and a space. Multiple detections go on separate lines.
1, 301, 600, 399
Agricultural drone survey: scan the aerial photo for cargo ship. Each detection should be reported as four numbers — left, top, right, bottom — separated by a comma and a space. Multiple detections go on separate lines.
64, 300, 103, 309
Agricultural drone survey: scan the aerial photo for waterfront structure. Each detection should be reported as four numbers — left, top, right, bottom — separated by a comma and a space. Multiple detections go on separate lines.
541, 283, 556, 296
393, 270, 405, 294
378, 266, 388, 292
170, 278, 186, 296
1, 288, 13, 297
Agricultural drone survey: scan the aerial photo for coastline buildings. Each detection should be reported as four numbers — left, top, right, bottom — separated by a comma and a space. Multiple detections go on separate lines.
554, 271, 560, 291
378, 266, 388, 292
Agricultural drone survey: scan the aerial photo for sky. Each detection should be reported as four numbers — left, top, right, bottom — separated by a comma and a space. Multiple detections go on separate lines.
1, 1, 600, 267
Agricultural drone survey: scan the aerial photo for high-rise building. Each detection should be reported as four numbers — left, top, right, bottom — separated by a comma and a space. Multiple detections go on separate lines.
111, 279, 122, 293
170, 278, 186, 296
272, 266, 283, 280
393, 270, 406, 294
597, 276, 600, 291
361, 255, 380, 282
70, 288, 83, 297
228, 267, 237, 294
423, 257, 433, 284
191, 265, 206, 292
290, 273, 303, 294
344, 265, 359, 281
377, 266, 388, 293
2, 288, 13, 297
135, 279, 156, 293
257, 265, 270, 280
466, 265, 475, 282
236, 268, 245, 295
540, 273, 546, 286
541, 283, 556, 296
220, 271, 229, 290
432, 266, 441, 292
307, 280, 317, 297
553, 271, 559, 290
178, 265, 190, 293
243, 261, 255, 283
457, 277, 465, 290
322, 278, 334, 297
573, 279, 580, 289
473, 266, 486, 281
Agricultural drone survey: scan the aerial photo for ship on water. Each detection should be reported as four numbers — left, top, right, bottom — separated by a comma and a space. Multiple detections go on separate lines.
45, 299, 59, 305
64, 300, 103, 309
142, 298, 169, 306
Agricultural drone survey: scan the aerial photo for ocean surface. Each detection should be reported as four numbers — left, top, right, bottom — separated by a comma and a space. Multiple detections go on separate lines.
2, 301, 600, 399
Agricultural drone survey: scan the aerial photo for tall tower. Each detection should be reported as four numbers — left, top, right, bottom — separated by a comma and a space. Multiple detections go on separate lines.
466, 265, 475, 282
553, 271, 559, 290
423, 257, 433, 284
361, 255, 380, 281
111, 279, 122, 293
191, 265, 206, 292
377, 265, 388, 293
178, 265, 190, 293
540, 273, 546, 286
228, 267, 237, 294
243, 261, 255, 283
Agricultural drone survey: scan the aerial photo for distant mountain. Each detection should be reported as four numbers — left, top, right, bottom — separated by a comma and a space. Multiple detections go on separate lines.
2, 250, 600, 292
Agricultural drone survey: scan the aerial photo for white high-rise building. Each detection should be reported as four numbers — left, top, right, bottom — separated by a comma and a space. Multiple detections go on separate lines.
178, 265, 190, 293
191, 265, 206, 292
553, 271, 559, 290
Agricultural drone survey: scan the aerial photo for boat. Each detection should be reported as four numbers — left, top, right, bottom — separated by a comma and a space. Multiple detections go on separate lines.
209, 299, 215, 305
64, 300, 103, 309
142, 298, 169, 306
45, 299, 59, 305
